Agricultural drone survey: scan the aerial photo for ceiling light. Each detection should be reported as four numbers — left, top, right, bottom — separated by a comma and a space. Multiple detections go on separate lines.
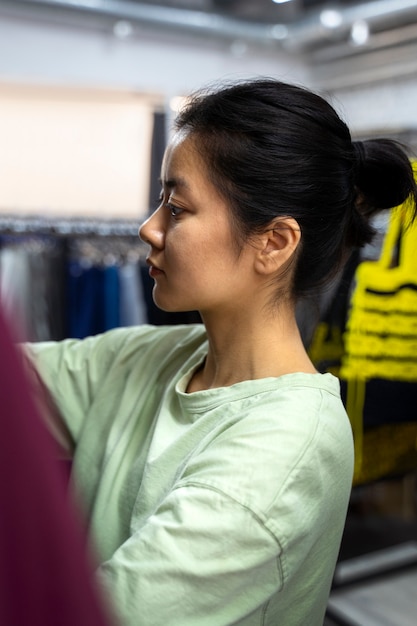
113, 20, 133, 40
320, 9, 343, 29
350, 20, 370, 46
272, 0, 293, 4
270, 24, 288, 41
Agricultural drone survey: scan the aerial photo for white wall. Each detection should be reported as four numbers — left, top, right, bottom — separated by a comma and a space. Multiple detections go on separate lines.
0, 11, 307, 98
0, 83, 154, 218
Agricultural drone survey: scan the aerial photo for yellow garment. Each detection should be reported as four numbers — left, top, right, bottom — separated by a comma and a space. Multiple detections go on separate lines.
341, 203, 417, 382
340, 165, 417, 481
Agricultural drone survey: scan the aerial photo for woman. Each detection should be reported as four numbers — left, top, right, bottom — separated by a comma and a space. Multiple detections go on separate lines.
23, 78, 417, 626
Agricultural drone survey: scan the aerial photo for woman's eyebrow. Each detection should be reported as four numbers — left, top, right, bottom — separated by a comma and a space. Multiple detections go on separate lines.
159, 176, 190, 190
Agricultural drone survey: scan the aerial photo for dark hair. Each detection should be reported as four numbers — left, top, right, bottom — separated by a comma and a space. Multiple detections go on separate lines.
175, 78, 417, 298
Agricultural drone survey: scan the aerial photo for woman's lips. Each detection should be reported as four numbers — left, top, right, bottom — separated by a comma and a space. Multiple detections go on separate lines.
146, 258, 164, 277
149, 265, 163, 278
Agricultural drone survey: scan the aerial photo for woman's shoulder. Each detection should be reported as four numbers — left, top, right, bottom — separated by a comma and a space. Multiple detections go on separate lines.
181, 371, 352, 498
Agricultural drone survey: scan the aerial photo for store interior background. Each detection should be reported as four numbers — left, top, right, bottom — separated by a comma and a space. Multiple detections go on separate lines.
3, 0, 417, 220
1, 1, 417, 624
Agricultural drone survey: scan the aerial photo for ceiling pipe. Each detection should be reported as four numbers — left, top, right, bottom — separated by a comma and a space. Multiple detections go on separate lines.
6, 0, 417, 52
10, 0, 290, 44
312, 39, 417, 90
311, 22, 417, 64
282, 0, 417, 52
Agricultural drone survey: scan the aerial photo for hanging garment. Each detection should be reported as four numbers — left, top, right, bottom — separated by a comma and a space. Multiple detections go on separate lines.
0, 243, 32, 340
118, 261, 147, 326
66, 261, 121, 339
0, 235, 67, 341
0, 306, 112, 626
339, 188, 417, 484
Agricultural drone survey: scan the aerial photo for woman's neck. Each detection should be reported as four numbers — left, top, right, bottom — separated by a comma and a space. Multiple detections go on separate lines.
187, 305, 317, 393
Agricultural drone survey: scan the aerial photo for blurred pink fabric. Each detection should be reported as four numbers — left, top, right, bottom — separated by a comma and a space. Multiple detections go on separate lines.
0, 306, 112, 626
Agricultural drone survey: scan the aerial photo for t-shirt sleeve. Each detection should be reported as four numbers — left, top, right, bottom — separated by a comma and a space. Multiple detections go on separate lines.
97, 483, 282, 626
22, 324, 203, 450
22, 328, 142, 444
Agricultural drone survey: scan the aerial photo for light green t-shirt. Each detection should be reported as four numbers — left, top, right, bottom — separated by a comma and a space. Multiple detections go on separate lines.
25, 323, 354, 626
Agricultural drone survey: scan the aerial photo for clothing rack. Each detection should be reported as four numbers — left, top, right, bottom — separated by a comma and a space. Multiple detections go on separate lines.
0, 214, 143, 238
0, 213, 200, 343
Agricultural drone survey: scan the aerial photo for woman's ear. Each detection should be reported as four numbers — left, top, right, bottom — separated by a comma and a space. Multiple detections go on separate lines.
254, 217, 301, 275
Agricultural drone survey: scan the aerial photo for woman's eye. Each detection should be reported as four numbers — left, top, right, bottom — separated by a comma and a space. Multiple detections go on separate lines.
166, 203, 183, 218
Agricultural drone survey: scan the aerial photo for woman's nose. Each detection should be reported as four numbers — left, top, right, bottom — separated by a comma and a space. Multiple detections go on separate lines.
139, 208, 164, 248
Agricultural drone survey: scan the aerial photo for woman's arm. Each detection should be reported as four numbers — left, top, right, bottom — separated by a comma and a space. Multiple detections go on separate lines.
97, 483, 282, 626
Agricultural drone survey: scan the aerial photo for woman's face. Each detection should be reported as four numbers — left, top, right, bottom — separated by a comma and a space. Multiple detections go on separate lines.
139, 132, 257, 316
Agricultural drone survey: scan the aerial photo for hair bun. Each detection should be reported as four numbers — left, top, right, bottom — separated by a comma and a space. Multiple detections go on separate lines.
352, 138, 416, 215
353, 140, 366, 173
